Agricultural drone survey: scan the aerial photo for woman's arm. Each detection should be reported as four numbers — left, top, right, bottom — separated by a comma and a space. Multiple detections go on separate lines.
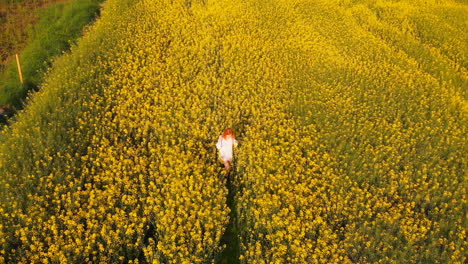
216, 136, 222, 150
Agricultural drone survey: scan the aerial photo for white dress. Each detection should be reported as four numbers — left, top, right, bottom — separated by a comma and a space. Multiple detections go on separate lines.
216, 136, 238, 162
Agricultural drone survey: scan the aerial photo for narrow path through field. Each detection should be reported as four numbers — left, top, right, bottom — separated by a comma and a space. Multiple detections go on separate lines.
218, 168, 240, 264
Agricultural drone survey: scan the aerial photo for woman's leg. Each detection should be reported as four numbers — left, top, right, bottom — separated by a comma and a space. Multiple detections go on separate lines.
224, 161, 231, 172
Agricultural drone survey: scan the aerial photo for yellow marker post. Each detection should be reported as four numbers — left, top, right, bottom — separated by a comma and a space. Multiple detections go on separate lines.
15, 54, 23, 84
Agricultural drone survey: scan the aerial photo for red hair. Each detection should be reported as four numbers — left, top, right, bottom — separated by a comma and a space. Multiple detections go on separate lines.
222, 128, 235, 139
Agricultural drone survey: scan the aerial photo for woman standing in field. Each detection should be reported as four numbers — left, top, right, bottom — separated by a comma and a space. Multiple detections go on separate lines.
216, 128, 238, 173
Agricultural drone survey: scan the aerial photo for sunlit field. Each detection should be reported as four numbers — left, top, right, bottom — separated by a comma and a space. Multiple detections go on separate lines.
0, 0, 466, 263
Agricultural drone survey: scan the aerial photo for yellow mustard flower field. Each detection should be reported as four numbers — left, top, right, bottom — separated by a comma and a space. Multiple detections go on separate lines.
0, 0, 466, 263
